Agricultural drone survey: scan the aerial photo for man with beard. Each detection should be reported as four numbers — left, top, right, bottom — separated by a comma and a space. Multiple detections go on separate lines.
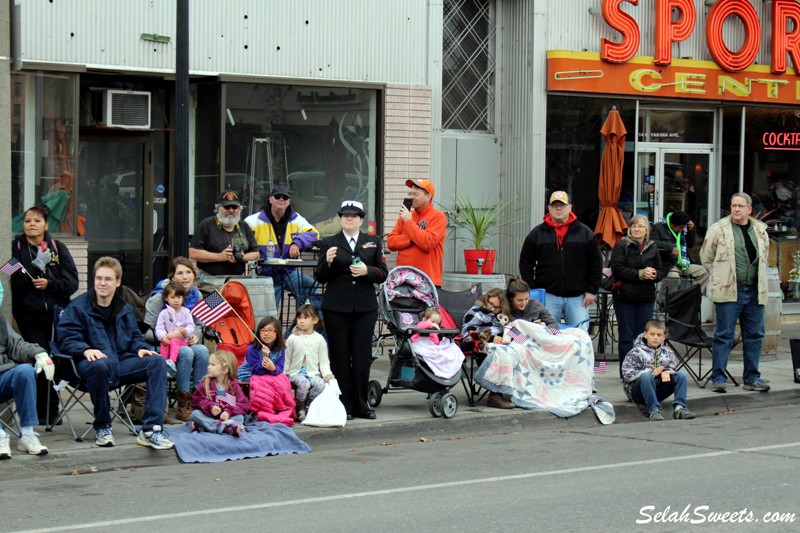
245, 184, 320, 308
189, 191, 259, 276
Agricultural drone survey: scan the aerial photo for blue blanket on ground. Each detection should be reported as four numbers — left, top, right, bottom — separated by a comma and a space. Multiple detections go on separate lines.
169, 421, 311, 463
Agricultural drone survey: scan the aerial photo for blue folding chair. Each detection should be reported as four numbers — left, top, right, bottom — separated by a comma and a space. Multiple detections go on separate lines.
529, 289, 546, 306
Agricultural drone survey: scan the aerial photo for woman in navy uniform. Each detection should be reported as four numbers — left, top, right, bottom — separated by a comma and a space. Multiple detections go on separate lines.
315, 200, 387, 419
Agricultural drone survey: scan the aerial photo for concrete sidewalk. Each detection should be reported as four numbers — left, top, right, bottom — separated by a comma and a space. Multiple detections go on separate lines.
3, 323, 800, 480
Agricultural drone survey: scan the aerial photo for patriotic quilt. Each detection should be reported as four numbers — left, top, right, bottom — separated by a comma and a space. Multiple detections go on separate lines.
474, 319, 613, 419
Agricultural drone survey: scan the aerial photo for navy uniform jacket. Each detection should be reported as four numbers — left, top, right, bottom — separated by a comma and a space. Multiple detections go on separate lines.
315, 232, 388, 313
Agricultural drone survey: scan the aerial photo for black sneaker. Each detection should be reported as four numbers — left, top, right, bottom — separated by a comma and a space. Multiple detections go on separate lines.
673, 406, 696, 420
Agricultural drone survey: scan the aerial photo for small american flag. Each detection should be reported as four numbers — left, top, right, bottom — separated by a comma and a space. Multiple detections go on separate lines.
594, 361, 607, 374
548, 327, 562, 336
0, 258, 22, 276
507, 326, 527, 344
191, 291, 233, 326
217, 391, 237, 407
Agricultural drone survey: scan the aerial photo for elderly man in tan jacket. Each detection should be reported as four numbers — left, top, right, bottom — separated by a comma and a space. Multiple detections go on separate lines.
700, 192, 770, 394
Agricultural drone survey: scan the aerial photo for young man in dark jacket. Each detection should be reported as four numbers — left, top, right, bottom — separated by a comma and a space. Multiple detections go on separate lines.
519, 191, 603, 331
56, 257, 173, 450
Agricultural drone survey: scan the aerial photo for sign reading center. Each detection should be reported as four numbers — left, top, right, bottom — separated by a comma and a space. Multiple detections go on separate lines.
601, 0, 800, 74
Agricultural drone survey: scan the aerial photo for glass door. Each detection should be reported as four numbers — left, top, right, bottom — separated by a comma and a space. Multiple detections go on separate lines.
78, 136, 153, 292
635, 148, 712, 239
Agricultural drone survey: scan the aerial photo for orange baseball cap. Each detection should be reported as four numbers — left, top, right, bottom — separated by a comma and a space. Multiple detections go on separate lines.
405, 178, 435, 198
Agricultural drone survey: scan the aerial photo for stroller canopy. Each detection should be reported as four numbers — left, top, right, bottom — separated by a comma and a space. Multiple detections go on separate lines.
384, 266, 438, 308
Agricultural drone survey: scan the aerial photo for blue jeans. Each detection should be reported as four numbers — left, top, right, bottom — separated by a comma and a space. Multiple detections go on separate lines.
190, 411, 244, 434
0, 365, 38, 428
545, 293, 589, 332
614, 299, 655, 375
631, 371, 688, 414
175, 344, 210, 392
274, 270, 318, 309
711, 285, 765, 385
76, 355, 167, 431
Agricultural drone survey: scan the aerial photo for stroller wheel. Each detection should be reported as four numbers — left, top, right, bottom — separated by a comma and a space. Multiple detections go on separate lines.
367, 380, 383, 408
441, 393, 458, 419
428, 392, 444, 417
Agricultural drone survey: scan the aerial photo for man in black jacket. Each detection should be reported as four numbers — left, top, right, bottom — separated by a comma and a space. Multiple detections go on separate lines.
651, 210, 709, 299
519, 191, 603, 331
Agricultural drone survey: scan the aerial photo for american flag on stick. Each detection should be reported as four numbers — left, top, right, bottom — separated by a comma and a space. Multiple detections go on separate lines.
0, 258, 23, 276
216, 391, 237, 407
190, 291, 233, 326
594, 361, 607, 374
507, 326, 527, 344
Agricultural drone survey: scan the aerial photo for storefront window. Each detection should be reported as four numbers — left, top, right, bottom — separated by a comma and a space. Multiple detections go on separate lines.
638, 109, 713, 144
742, 107, 800, 231
10, 72, 78, 235
216, 83, 379, 236
719, 107, 744, 219
545, 95, 635, 227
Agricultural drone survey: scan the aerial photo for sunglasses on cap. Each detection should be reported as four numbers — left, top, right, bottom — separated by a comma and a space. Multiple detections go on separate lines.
273, 194, 290, 201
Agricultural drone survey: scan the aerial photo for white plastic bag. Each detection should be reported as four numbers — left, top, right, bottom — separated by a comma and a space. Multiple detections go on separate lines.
302, 378, 347, 427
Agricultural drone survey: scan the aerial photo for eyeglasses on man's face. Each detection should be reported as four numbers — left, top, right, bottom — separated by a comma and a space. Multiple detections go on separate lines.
222, 205, 239, 211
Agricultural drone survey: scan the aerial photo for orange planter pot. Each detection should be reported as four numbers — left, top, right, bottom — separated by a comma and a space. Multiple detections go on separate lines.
463, 249, 497, 275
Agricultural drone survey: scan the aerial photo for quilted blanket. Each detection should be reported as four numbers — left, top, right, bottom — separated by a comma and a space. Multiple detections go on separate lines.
474, 319, 609, 419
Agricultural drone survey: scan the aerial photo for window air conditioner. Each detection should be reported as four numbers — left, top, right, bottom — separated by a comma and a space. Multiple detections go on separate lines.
100, 90, 151, 129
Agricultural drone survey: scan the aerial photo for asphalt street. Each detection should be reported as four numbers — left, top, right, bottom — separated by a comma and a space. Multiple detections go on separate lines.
3, 405, 799, 533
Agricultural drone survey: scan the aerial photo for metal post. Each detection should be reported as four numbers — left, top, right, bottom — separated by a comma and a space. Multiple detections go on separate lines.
173, 0, 190, 257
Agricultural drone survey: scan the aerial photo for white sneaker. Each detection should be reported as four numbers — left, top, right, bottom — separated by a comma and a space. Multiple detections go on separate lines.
136, 425, 174, 450
0, 434, 11, 459
95, 427, 115, 447
17, 433, 48, 455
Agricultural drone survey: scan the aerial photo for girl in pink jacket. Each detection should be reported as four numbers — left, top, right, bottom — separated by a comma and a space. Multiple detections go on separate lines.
155, 281, 194, 377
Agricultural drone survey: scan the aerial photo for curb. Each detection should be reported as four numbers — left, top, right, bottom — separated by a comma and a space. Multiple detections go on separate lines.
3, 388, 798, 481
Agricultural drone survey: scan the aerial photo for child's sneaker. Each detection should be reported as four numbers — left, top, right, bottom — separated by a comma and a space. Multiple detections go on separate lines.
224, 424, 242, 438
136, 425, 174, 450
649, 410, 664, 421
165, 359, 177, 378
17, 433, 48, 455
673, 406, 696, 420
95, 427, 115, 447
0, 434, 11, 459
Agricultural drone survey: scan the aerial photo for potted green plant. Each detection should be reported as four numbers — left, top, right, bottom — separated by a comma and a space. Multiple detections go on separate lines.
449, 196, 518, 275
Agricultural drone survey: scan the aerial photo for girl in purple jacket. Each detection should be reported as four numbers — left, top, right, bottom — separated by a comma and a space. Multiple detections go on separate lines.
190, 350, 249, 437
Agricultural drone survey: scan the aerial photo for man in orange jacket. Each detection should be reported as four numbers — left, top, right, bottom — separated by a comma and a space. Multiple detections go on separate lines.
387, 179, 447, 286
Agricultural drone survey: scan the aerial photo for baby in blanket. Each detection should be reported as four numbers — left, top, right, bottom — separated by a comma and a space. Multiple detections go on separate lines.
410, 308, 464, 379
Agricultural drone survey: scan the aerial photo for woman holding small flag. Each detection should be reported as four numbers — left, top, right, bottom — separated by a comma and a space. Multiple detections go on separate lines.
144, 257, 211, 421
10, 205, 78, 425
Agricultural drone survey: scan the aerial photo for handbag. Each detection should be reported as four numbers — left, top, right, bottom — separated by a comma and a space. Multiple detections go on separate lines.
302, 379, 347, 427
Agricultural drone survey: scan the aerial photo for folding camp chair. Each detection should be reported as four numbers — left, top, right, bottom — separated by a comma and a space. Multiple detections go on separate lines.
0, 399, 20, 438
664, 284, 739, 388
437, 284, 484, 407
46, 306, 138, 441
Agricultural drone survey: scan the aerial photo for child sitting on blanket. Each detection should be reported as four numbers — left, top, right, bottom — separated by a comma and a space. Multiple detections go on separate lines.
190, 350, 249, 437
506, 277, 559, 333
461, 288, 511, 345
285, 304, 333, 423
621, 320, 696, 422
410, 307, 464, 379
244, 317, 297, 426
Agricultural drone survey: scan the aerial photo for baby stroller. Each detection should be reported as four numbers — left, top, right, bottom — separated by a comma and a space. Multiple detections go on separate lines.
369, 266, 463, 418
208, 280, 256, 367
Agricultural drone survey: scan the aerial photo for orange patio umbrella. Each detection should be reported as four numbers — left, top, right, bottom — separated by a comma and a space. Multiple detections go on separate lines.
594, 106, 628, 250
